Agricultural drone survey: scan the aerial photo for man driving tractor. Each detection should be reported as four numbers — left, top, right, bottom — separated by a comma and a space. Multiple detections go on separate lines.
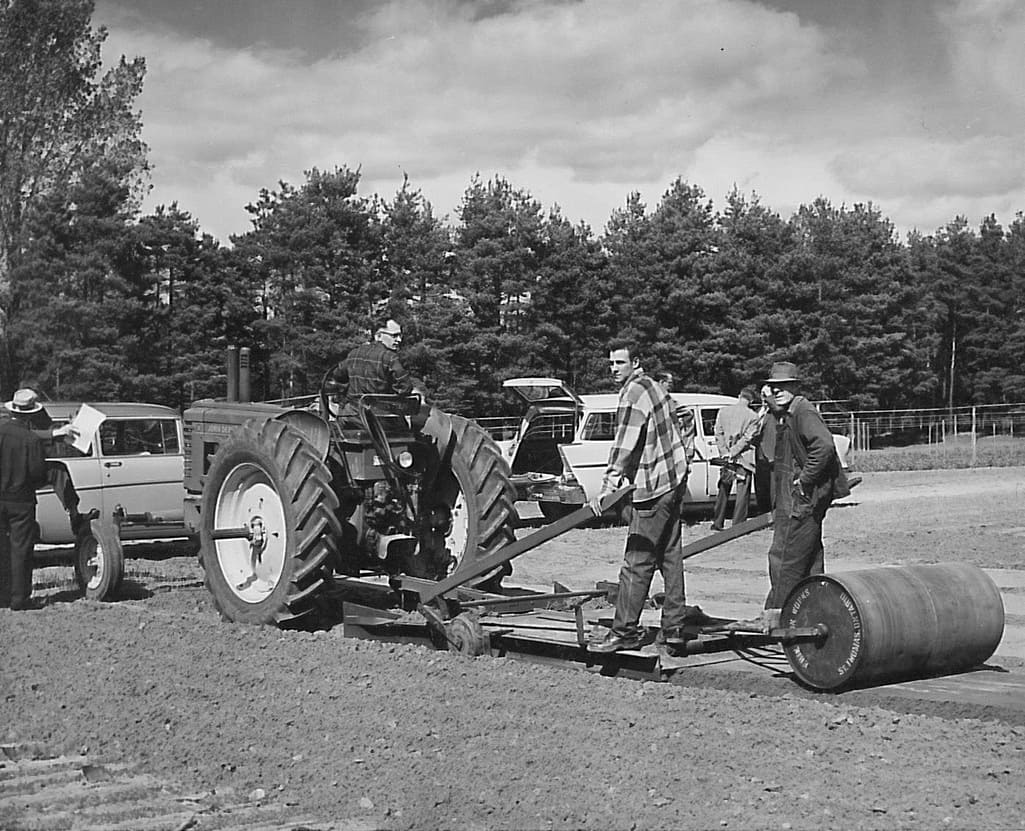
332, 318, 415, 426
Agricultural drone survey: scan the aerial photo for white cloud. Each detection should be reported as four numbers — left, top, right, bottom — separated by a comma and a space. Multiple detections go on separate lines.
95, 0, 1025, 242
832, 136, 1025, 200
940, 0, 1025, 120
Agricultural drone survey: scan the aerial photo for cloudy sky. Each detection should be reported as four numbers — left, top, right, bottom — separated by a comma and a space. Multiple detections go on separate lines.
93, 0, 1024, 243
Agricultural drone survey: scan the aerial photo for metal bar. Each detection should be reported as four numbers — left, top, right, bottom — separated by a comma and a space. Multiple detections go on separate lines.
775, 625, 828, 643
680, 475, 862, 562
458, 589, 606, 609
341, 602, 405, 627
698, 624, 826, 642
209, 526, 252, 540
480, 621, 581, 632
417, 485, 634, 603
682, 513, 772, 560
398, 575, 500, 603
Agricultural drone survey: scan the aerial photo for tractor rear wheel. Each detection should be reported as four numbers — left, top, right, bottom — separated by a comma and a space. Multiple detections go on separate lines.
419, 410, 517, 586
199, 418, 342, 626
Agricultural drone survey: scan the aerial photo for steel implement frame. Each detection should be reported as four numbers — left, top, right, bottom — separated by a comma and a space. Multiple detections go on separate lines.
340, 475, 864, 684
413, 484, 635, 604
682, 512, 772, 559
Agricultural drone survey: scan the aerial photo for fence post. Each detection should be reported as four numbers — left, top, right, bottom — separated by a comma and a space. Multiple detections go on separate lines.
972, 406, 977, 466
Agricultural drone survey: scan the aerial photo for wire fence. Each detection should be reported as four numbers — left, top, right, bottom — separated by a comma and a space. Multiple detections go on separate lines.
820, 404, 1025, 448
818, 403, 1025, 469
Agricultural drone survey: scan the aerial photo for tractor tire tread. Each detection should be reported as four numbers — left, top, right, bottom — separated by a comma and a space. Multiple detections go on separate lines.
200, 418, 342, 625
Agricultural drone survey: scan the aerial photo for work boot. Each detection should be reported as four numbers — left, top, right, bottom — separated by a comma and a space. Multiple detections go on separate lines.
683, 604, 711, 624
588, 629, 645, 653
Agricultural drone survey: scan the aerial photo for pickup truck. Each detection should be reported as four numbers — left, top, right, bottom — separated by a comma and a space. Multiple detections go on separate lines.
33, 402, 188, 598
489, 377, 852, 520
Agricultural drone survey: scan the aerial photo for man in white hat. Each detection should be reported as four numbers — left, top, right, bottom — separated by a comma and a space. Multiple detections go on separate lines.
0, 389, 49, 610
1, 387, 84, 531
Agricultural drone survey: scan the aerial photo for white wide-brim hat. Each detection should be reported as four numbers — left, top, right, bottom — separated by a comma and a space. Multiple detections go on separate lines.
5, 388, 43, 414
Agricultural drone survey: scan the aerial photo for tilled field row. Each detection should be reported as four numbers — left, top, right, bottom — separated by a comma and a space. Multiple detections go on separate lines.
0, 743, 365, 831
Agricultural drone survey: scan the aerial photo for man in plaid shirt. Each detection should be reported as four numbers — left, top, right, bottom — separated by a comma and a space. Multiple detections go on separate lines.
333, 318, 414, 425
588, 340, 692, 653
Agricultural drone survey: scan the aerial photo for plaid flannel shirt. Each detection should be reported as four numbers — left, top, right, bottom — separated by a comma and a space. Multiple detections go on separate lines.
601, 369, 689, 503
334, 341, 412, 400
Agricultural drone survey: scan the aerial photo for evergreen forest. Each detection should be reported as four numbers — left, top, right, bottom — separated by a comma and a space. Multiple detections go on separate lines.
3, 0, 1024, 419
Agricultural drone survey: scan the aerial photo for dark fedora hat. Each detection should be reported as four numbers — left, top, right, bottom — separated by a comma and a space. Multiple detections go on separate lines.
765, 361, 800, 383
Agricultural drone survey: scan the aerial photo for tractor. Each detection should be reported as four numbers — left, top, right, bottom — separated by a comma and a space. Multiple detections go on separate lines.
182, 347, 518, 626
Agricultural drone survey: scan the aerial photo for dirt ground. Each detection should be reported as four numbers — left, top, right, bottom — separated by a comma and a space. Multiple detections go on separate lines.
3, 468, 1025, 830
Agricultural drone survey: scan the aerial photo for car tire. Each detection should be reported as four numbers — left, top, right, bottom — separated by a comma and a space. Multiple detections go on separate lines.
74, 519, 124, 601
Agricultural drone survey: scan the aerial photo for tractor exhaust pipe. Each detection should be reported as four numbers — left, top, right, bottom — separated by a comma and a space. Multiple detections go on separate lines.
239, 347, 251, 403
226, 345, 239, 403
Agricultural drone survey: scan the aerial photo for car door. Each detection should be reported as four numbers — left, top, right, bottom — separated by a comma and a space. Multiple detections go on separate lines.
561, 405, 727, 505
36, 422, 103, 545
500, 377, 582, 477
688, 405, 725, 502
98, 416, 185, 537
557, 409, 618, 501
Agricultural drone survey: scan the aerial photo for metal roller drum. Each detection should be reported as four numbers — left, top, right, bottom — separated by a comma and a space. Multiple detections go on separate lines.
781, 563, 1004, 690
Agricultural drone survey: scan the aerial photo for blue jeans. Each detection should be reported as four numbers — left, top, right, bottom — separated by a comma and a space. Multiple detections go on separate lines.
612, 486, 686, 637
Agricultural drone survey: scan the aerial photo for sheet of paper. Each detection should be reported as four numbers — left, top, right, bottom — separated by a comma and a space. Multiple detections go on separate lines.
69, 403, 105, 454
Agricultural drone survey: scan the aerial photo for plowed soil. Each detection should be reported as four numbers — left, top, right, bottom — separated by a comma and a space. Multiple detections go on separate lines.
3, 468, 1025, 831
